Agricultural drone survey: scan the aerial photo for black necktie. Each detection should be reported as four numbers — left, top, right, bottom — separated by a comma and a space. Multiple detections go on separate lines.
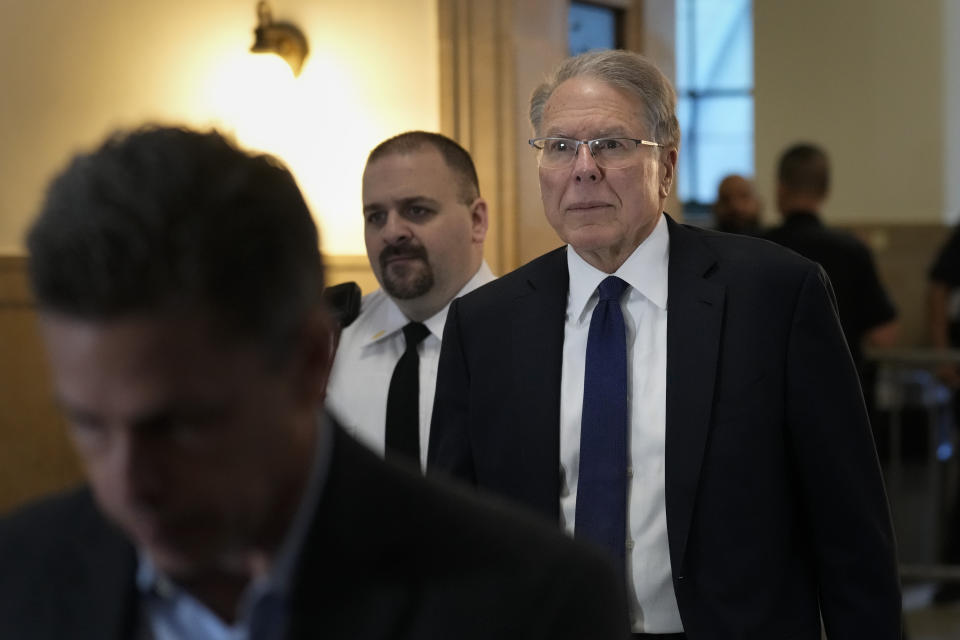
575, 276, 629, 566
385, 322, 431, 463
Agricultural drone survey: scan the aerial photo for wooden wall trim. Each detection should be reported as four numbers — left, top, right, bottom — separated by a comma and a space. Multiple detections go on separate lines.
438, 0, 520, 274
0, 255, 32, 307
325, 253, 378, 296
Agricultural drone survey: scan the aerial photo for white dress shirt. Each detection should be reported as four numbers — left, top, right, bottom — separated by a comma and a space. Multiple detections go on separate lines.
558, 214, 681, 633
326, 262, 495, 468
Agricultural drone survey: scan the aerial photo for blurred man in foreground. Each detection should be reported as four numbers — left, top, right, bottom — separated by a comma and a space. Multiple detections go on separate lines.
0, 126, 629, 639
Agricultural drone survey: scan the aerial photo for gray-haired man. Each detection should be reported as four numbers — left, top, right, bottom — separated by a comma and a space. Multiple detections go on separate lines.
429, 49, 901, 638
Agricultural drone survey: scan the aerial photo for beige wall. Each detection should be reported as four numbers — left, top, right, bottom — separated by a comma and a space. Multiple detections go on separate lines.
754, 0, 945, 225
511, 0, 570, 265
0, 0, 439, 259
945, 0, 960, 222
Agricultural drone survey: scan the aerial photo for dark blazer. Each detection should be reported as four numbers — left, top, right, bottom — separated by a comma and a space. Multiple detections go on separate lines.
0, 422, 630, 640
428, 215, 901, 638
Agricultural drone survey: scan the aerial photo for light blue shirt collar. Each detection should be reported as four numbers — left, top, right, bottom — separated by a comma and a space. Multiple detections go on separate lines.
135, 414, 334, 640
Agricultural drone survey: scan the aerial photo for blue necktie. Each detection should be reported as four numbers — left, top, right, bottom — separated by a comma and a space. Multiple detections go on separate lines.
575, 275, 629, 567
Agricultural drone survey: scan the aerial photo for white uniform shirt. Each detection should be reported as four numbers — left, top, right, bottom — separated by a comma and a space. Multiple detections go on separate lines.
558, 214, 682, 633
326, 262, 495, 468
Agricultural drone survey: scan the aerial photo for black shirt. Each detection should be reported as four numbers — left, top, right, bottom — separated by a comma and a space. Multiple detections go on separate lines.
764, 211, 897, 367
929, 225, 960, 345
930, 225, 960, 288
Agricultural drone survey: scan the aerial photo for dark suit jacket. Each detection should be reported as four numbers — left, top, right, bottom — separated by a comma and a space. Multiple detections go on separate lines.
428, 215, 901, 638
0, 422, 630, 639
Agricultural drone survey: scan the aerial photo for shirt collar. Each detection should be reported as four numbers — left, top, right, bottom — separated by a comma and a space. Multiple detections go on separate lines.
359, 260, 495, 347
566, 213, 669, 324
136, 413, 335, 608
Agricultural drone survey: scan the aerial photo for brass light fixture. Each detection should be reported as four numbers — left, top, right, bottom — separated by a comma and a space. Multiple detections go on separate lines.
250, 0, 309, 76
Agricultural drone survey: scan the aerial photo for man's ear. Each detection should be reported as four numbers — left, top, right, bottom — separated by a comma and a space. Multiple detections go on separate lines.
469, 198, 489, 244
659, 148, 678, 199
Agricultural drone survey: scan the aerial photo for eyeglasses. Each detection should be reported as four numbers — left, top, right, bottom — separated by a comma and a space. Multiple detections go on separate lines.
528, 137, 663, 169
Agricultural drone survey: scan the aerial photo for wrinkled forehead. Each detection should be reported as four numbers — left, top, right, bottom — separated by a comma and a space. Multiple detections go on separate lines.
540, 76, 651, 138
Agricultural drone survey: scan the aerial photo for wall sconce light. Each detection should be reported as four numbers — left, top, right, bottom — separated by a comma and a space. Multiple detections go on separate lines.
250, 0, 309, 76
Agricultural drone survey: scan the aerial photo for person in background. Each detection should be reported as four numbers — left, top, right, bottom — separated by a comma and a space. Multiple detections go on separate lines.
429, 49, 901, 638
764, 143, 898, 465
326, 131, 494, 469
713, 173, 762, 235
0, 125, 630, 640
764, 142, 898, 376
926, 223, 960, 604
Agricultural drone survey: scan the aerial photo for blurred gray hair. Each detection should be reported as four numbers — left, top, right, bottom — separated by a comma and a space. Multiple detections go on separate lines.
529, 49, 681, 151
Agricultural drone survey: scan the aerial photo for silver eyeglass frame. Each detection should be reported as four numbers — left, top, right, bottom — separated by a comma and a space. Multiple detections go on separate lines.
528, 137, 664, 168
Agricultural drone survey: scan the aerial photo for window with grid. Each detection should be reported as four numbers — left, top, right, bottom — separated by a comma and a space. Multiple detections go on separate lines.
676, 0, 754, 223
568, 2, 623, 55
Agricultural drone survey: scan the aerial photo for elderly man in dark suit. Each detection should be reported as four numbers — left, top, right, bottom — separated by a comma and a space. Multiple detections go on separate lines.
428, 49, 901, 638
0, 126, 630, 640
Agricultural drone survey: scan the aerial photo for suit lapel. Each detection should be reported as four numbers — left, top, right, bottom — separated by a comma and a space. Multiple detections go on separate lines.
288, 425, 419, 640
663, 217, 725, 574
509, 248, 569, 520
